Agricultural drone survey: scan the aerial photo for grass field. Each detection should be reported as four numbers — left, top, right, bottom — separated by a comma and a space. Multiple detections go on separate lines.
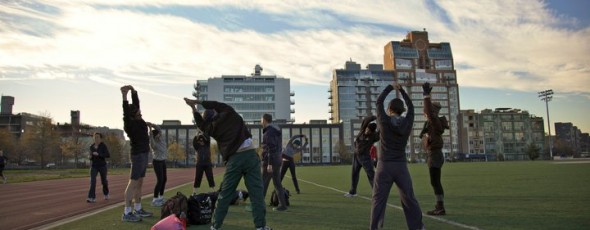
53, 161, 590, 230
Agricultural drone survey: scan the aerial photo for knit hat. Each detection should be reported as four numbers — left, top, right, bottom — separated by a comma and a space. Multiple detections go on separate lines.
388, 98, 406, 114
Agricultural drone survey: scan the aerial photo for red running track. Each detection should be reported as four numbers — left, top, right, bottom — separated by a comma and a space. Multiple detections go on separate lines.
0, 167, 224, 230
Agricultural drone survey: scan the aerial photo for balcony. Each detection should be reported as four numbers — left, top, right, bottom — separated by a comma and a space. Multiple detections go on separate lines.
291, 100, 295, 105
290, 90, 295, 96
329, 109, 333, 113
328, 88, 332, 92
290, 109, 295, 113
329, 102, 333, 106
328, 95, 332, 99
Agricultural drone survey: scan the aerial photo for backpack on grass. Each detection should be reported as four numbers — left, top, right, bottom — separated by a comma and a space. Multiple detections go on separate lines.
160, 192, 188, 219
270, 189, 290, 207
187, 192, 218, 225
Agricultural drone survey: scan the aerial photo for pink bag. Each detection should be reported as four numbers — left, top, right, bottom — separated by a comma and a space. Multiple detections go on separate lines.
151, 214, 186, 230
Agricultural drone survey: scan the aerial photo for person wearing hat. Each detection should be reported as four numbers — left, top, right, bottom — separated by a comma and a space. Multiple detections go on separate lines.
192, 127, 215, 195
184, 98, 272, 230
280, 134, 307, 194
370, 83, 424, 230
120, 85, 153, 222
421, 82, 449, 216
344, 115, 379, 198
147, 122, 168, 207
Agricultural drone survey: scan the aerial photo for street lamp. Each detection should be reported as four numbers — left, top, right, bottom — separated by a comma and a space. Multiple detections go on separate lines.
538, 89, 554, 159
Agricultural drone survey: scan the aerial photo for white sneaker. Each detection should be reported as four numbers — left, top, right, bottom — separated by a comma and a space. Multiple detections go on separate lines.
104, 194, 109, 200
344, 193, 357, 198
210, 226, 219, 230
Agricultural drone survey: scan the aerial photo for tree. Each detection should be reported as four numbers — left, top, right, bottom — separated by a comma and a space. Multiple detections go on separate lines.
102, 133, 126, 167
553, 139, 574, 157
59, 139, 85, 168
21, 117, 60, 168
334, 139, 352, 164
168, 141, 186, 167
0, 128, 17, 163
526, 143, 541, 161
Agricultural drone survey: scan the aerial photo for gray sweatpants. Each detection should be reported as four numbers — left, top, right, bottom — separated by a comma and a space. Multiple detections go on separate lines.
370, 161, 423, 230
262, 159, 288, 208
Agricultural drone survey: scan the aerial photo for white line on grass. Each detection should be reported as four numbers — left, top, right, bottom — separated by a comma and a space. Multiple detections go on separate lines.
297, 178, 482, 230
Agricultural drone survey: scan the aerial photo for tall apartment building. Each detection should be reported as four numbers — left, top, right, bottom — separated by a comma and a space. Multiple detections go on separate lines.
478, 108, 545, 160
383, 30, 460, 157
329, 31, 460, 157
329, 61, 395, 146
193, 65, 295, 124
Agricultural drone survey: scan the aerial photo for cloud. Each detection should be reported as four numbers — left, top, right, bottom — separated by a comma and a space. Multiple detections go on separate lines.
1, 0, 589, 97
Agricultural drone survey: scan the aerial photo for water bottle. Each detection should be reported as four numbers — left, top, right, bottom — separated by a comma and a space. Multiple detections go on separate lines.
179, 211, 187, 228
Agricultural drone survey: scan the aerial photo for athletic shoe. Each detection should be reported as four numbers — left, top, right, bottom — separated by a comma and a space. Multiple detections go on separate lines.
152, 198, 165, 207
273, 206, 287, 212
296, 190, 300, 194
134, 209, 153, 217
122, 212, 142, 222
344, 193, 357, 198
210, 226, 219, 230
426, 206, 446, 216
104, 194, 109, 200
256, 226, 273, 230
86, 198, 96, 203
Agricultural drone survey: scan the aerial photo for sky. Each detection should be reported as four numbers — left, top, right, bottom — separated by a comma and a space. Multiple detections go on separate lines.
1, 0, 589, 134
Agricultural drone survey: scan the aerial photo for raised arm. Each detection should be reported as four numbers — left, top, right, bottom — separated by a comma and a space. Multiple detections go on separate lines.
376, 84, 394, 124
398, 85, 414, 133
121, 85, 131, 116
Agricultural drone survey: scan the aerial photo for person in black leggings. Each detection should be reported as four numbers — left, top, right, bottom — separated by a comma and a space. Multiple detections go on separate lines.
192, 130, 215, 195
147, 122, 167, 207
280, 134, 307, 194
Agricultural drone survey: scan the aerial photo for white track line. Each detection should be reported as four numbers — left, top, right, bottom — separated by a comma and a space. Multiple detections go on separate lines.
297, 177, 482, 230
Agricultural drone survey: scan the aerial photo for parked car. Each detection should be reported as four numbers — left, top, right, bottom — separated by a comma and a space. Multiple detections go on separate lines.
46, 163, 56, 168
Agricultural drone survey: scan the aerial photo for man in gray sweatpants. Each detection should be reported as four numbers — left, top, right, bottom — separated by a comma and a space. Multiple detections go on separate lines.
261, 113, 288, 211
370, 83, 424, 230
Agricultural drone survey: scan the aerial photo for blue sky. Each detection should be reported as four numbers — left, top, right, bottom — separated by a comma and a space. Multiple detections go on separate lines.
1, 0, 589, 133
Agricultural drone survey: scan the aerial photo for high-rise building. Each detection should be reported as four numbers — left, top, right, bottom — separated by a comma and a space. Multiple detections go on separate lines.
329, 61, 395, 146
193, 65, 294, 124
382, 30, 460, 157
478, 108, 545, 160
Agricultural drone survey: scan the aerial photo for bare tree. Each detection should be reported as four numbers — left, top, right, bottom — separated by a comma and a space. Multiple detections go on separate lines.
0, 129, 17, 164
168, 141, 186, 167
21, 116, 60, 168
103, 133, 126, 167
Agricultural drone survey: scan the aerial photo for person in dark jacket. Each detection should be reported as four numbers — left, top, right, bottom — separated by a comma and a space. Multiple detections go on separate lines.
345, 115, 379, 197
121, 85, 152, 222
280, 134, 307, 194
261, 113, 288, 211
0, 149, 7, 184
184, 98, 271, 230
421, 82, 449, 216
192, 130, 215, 195
87, 132, 110, 203
370, 83, 424, 230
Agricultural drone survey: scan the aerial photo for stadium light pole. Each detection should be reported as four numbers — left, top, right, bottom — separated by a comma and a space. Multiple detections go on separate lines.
538, 89, 554, 159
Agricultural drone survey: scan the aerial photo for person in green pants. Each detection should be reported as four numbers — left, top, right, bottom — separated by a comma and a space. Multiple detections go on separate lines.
184, 98, 272, 230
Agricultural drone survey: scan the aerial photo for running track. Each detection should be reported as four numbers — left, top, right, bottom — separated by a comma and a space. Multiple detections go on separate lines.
0, 167, 224, 230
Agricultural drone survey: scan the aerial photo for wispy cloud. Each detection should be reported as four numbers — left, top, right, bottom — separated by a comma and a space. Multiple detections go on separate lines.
1, 0, 589, 95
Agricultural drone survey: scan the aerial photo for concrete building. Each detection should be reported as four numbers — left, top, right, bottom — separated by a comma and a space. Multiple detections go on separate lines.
329, 61, 395, 146
458, 110, 485, 154
555, 122, 584, 157
478, 108, 545, 160
329, 30, 460, 158
193, 65, 295, 124
159, 120, 344, 166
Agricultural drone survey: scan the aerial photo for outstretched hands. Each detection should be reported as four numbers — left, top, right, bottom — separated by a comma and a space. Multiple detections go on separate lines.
422, 82, 432, 95
120, 85, 135, 94
184, 97, 199, 106
391, 83, 402, 90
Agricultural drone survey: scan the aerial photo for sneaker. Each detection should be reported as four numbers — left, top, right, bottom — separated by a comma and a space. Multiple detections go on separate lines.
273, 206, 287, 212
344, 193, 357, 198
86, 198, 96, 203
296, 190, 300, 194
104, 194, 109, 200
122, 212, 142, 222
256, 226, 272, 230
426, 206, 446, 216
134, 209, 153, 217
210, 226, 219, 230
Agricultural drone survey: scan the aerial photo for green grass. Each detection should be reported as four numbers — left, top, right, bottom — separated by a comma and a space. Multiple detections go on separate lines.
3, 168, 130, 183
53, 161, 590, 230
